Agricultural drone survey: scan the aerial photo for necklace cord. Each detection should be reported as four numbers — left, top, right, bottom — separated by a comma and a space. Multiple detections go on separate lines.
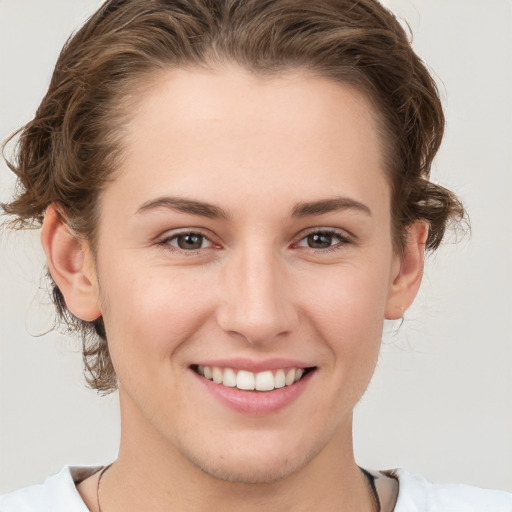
360, 467, 381, 512
96, 463, 113, 512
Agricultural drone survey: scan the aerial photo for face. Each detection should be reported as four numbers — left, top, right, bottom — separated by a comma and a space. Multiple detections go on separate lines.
85, 66, 405, 483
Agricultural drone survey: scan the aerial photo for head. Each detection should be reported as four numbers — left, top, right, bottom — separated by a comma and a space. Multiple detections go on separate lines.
2, 0, 464, 484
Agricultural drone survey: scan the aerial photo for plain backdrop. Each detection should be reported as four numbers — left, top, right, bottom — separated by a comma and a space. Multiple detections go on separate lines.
1, 0, 511, 495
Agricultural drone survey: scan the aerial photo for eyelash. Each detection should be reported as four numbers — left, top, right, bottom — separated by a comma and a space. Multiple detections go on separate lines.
157, 231, 215, 254
294, 229, 352, 253
157, 229, 352, 255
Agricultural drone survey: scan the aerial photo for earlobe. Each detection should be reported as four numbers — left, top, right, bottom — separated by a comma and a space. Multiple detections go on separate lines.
41, 204, 101, 322
385, 221, 429, 320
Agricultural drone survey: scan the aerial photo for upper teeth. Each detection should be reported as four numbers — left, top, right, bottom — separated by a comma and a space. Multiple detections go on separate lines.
197, 365, 305, 391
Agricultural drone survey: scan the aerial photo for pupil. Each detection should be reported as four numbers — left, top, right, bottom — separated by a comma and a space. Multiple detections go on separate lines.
308, 233, 332, 249
178, 234, 203, 250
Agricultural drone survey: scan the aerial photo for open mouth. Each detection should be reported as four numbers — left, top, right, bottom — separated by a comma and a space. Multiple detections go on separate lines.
191, 365, 316, 392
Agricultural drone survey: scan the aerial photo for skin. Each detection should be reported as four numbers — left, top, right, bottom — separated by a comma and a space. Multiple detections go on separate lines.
42, 66, 427, 511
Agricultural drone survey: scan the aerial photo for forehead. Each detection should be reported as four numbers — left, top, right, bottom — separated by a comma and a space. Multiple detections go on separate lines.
102, 65, 389, 221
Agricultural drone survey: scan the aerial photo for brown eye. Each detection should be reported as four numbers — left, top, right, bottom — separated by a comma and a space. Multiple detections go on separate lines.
296, 230, 349, 251
170, 233, 209, 250
306, 233, 335, 249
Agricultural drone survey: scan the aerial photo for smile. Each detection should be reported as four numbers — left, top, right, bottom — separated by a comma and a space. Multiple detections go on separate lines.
193, 365, 313, 392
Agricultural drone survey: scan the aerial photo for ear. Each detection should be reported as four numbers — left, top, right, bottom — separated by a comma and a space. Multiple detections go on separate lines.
41, 204, 101, 322
385, 221, 429, 320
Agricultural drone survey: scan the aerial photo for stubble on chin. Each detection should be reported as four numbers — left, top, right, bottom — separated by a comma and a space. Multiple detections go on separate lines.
180, 435, 330, 485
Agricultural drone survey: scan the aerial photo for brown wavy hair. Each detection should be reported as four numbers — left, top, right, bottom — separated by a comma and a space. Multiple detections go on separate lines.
1, 0, 465, 393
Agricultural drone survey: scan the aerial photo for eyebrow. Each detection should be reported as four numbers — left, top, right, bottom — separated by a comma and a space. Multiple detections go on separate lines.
136, 197, 230, 220
136, 195, 371, 220
291, 197, 371, 217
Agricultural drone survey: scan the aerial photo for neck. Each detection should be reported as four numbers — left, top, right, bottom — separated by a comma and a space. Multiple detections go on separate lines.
98, 393, 374, 512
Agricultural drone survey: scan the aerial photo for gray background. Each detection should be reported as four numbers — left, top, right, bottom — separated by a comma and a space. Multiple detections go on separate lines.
1, 0, 511, 494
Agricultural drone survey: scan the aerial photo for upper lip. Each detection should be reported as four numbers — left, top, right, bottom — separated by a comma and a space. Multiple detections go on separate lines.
191, 357, 314, 373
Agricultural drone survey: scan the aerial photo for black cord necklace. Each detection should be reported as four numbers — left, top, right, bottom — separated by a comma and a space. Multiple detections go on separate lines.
360, 467, 381, 512
96, 463, 112, 512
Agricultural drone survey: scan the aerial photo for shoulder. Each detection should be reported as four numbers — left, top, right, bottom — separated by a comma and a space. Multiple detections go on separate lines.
0, 466, 100, 512
390, 469, 512, 512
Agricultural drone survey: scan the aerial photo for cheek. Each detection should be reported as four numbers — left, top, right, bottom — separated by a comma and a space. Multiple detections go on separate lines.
301, 260, 391, 362
98, 262, 215, 370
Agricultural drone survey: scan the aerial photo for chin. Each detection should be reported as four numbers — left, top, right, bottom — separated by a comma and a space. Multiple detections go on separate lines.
182, 434, 324, 485
190, 453, 310, 484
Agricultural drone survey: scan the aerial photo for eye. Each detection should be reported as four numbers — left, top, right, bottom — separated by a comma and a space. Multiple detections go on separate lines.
296, 230, 350, 250
164, 232, 213, 251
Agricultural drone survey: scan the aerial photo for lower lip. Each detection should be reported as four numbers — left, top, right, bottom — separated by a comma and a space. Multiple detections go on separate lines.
192, 369, 314, 415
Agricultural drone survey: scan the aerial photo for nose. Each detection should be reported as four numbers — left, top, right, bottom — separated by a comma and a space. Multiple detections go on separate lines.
216, 244, 299, 345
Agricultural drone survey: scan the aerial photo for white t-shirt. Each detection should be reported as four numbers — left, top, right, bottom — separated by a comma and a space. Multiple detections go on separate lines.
1, 466, 511, 512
